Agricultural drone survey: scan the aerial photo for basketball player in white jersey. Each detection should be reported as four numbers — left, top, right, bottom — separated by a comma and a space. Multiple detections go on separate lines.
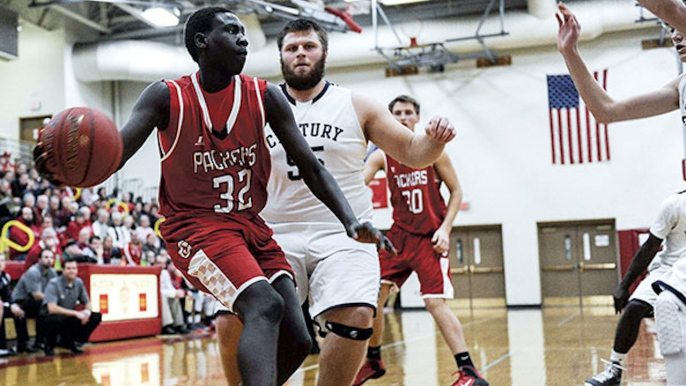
557, 4, 686, 385
215, 18, 456, 386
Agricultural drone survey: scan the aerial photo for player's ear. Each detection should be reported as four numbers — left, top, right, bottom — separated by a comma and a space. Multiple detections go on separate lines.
194, 32, 208, 50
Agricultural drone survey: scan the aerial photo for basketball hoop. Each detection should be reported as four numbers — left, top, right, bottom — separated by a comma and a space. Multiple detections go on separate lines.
401, 17, 423, 47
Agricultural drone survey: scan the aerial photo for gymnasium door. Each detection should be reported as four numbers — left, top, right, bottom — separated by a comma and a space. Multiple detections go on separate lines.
538, 220, 619, 306
449, 225, 506, 308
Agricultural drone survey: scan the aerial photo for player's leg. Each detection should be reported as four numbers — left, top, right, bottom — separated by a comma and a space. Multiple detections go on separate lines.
307, 226, 380, 386
317, 305, 374, 386
654, 290, 686, 385
354, 282, 393, 386
409, 232, 488, 386
270, 274, 312, 385
215, 311, 243, 386
585, 271, 662, 386
233, 280, 285, 386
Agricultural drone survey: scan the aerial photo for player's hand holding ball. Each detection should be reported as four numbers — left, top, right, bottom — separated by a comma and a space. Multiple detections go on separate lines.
424, 115, 455, 143
33, 107, 123, 188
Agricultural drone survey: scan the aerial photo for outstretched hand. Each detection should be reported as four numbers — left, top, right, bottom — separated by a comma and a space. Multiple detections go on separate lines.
32, 141, 64, 187
424, 116, 456, 143
348, 221, 398, 256
556, 2, 581, 55
612, 285, 630, 314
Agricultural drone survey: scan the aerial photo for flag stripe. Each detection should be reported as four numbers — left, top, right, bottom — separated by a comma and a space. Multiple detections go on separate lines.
547, 70, 610, 165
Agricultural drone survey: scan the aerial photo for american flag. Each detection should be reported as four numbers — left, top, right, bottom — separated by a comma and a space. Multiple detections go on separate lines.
547, 71, 610, 165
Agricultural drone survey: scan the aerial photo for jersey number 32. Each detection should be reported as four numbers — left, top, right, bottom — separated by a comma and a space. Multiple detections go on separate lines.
212, 169, 253, 213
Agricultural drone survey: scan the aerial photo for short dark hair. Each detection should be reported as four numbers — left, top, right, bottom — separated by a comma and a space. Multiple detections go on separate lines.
63, 256, 78, 266
184, 7, 233, 63
40, 248, 54, 258
388, 95, 420, 115
89, 235, 101, 244
276, 18, 328, 54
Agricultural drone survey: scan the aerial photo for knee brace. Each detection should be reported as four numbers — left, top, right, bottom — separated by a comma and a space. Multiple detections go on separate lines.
324, 321, 373, 341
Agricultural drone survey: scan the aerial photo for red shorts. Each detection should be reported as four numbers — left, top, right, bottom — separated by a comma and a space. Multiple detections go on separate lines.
161, 213, 293, 311
379, 226, 453, 298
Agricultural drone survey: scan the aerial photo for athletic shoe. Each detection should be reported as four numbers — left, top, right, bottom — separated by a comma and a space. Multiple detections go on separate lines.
451, 366, 489, 386
353, 359, 386, 386
584, 359, 624, 386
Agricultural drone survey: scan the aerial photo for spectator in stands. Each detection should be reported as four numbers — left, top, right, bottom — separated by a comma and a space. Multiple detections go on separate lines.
148, 204, 161, 225
11, 173, 29, 198
0, 151, 14, 172
22, 193, 35, 211
102, 235, 122, 265
131, 202, 143, 221
142, 233, 159, 256
79, 188, 97, 207
11, 249, 57, 353
34, 195, 48, 225
91, 209, 110, 241
47, 196, 65, 229
0, 180, 15, 227
62, 240, 85, 263
107, 211, 129, 249
96, 187, 107, 201
156, 254, 187, 335
40, 257, 102, 356
0, 253, 16, 355
36, 215, 53, 237
64, 208, 91, 247
135, 215, 156, 249
9, 207, 39, 261
122, 192, 134, 212
80, 234, 101, 264
124, 232, 143, 265
24, 227, 61, 271
123, 214, 135, 233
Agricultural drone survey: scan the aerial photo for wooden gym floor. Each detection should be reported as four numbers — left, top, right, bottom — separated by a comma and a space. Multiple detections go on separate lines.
0, 301, 667, 386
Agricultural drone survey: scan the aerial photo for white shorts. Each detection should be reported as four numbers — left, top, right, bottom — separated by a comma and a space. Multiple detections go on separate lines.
655, 291, 686, 385
270, 222, 380, 319
630, 263, 673, 306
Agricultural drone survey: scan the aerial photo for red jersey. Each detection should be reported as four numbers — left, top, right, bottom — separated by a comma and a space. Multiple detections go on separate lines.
385, 155, 446, 235
158, 72, 270, 221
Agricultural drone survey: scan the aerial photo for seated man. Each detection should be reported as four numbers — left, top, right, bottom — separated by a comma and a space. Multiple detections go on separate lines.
39, 257, 101, 356
10, 249, 57, 353
0, 253, 16, 356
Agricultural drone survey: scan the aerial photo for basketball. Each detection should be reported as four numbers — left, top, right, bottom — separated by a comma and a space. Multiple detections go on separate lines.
38, 107, 123, 187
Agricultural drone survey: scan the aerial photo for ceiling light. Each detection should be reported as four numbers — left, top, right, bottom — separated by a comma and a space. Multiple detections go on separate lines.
141, 7, 180, 28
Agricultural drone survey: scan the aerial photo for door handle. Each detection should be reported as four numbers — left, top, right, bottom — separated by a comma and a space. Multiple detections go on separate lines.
579, 262, 616, 272
451, 266, 469, 275
469, 265, 504, 274
542, 265, 575, 272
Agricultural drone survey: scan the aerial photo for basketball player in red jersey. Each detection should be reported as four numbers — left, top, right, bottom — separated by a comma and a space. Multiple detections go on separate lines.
356, 95, 488, 386
32, 7, 406, 386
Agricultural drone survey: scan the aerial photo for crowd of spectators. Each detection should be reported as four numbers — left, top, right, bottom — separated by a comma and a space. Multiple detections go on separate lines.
0, 154, 215, 357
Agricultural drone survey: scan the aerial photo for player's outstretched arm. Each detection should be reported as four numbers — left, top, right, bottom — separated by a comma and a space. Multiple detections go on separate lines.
637, 0, 686, 34
118, 81, 170, 168
354, 94, 454, 169
613, 233, 662, 313
265, 84, 396, 255
432, 153, 462, 254
556, 3, 680, 123
363, 149, 385, 186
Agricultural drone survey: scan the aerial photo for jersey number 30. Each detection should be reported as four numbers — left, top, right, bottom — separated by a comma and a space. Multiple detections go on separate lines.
213, 169, 253, 213
402, 189, 424, 214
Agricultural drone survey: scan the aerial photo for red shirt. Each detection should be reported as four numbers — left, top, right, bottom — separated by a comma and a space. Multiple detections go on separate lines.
158, 73, 270, 222
385, 156, 446, 236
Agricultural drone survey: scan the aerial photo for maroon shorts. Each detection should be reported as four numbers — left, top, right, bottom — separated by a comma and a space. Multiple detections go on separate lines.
379, 226, 453, 298
161, 213, 293, 310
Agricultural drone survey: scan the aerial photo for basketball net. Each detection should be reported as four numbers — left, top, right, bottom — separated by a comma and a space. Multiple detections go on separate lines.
401, 17, 423, 48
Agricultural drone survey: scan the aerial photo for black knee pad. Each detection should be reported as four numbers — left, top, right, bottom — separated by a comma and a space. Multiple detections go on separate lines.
324, 321, 373, 341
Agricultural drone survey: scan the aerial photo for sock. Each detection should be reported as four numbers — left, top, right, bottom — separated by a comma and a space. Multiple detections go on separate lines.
610, 350, 627, 365
367, 346, 381, 360
455, 351, 474, 369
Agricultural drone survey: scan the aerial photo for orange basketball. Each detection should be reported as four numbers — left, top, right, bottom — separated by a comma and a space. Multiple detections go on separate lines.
39, 107, 123, 188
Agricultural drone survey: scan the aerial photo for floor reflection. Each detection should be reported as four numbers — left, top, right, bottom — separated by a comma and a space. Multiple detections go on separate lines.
0, 304, 668, 386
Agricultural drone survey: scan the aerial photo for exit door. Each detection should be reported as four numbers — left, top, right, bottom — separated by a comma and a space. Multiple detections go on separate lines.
538, 220, 619, 306
449, 225, 506, 308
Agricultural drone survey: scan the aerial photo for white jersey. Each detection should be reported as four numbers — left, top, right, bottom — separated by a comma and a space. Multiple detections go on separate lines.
648, 191, 686, 270
262, 82, 373, 224
679, 74, 686, 131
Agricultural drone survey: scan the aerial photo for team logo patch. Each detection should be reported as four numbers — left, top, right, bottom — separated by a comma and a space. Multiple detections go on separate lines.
178, 240, 192, 259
